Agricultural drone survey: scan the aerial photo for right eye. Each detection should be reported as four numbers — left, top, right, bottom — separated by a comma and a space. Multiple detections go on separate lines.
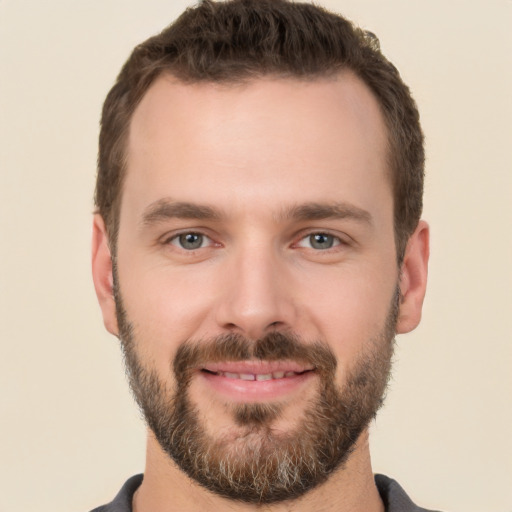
168, 232, 212, 250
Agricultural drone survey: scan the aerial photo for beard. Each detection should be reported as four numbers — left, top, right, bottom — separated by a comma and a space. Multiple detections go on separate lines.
115, 289, 398, 504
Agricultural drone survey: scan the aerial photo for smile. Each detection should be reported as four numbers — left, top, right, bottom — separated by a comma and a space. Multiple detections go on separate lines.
203, 369, 309, 381
198, 362, 316, 402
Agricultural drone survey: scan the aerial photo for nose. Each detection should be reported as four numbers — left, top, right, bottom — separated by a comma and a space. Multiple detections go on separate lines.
214, 244, 298, 340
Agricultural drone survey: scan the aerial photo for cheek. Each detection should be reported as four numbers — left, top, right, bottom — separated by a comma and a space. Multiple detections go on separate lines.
298, 263, 397, 365
116, 258, 219, 375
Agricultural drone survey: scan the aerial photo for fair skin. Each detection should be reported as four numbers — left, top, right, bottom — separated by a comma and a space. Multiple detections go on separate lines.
92, 72, 429, 512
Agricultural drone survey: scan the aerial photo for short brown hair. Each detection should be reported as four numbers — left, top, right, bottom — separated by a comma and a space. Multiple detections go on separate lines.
96, 0, 424, 259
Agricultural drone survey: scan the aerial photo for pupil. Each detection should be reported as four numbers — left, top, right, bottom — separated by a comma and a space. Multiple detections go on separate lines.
180, 233, 202, 249
311, 233, 333, 249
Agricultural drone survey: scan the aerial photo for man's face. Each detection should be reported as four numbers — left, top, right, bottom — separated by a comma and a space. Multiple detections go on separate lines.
95, 73, 418, 502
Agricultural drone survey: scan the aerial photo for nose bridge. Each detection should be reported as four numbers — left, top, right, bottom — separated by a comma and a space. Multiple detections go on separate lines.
215, 238, 295, 338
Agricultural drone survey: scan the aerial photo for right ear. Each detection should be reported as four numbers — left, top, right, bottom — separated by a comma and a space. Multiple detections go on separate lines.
91, 214, 119, 336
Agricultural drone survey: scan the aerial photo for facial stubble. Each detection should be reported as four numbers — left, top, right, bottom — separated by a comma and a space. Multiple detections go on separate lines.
115, 289, 398, 504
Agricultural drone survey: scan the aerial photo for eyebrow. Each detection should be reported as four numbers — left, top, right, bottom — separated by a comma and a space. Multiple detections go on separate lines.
141, 198, 373, 227
280, 202, 373, 225
141, 199, 221, 226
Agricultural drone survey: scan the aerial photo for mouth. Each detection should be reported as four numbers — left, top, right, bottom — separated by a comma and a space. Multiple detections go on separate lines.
197, 361, 316, 402
202, 369, 310, 381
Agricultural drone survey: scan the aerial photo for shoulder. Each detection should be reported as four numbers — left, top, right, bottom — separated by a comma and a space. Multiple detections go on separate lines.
375, 474, 443, 512
89, 474, 143, 512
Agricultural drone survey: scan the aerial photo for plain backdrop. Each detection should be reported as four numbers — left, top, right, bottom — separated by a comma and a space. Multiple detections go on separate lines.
0, 1, 511, 511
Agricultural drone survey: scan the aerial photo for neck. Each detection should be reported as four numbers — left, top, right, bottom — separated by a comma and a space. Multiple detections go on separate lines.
133, 429, 384, 512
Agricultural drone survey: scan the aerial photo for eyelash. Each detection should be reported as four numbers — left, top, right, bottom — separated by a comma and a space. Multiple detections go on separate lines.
294, 232, 344, 251
165, 232, 216, 251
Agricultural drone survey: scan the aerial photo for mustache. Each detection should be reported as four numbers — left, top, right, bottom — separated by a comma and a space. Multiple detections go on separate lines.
173, 331, 337, 380
173, 332, 337, 382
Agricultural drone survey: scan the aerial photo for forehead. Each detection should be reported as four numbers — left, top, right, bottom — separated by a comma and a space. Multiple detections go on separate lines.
123, 73, 390, 219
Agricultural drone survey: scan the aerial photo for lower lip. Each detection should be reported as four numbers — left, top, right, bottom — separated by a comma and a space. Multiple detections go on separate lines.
199, 370, 315, 402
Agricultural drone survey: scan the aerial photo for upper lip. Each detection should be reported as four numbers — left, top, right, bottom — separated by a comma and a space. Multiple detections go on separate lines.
201, 361, 314, 375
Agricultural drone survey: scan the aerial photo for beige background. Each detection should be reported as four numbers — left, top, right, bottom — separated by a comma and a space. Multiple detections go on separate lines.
1, 1, 511, 511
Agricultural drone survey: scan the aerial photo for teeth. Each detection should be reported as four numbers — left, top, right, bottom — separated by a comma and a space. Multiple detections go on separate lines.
256, 373, 272, 381
214, 370, 301, 380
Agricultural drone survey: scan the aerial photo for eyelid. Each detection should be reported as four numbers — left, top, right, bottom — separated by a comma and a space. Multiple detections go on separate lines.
293, 230, 351, 249
160, 229, 218, 249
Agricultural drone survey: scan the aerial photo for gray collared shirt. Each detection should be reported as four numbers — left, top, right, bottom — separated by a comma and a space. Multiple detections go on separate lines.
90, 473, 442, 512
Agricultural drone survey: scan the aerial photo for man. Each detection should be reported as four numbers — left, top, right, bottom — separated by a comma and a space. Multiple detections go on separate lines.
91, 0, 432, 511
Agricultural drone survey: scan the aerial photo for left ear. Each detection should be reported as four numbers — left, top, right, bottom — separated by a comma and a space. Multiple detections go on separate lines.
396, 220, 430, 334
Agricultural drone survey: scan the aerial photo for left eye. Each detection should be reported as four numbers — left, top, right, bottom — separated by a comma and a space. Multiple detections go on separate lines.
297, 233, 341, 250
170, 232, 211, 250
